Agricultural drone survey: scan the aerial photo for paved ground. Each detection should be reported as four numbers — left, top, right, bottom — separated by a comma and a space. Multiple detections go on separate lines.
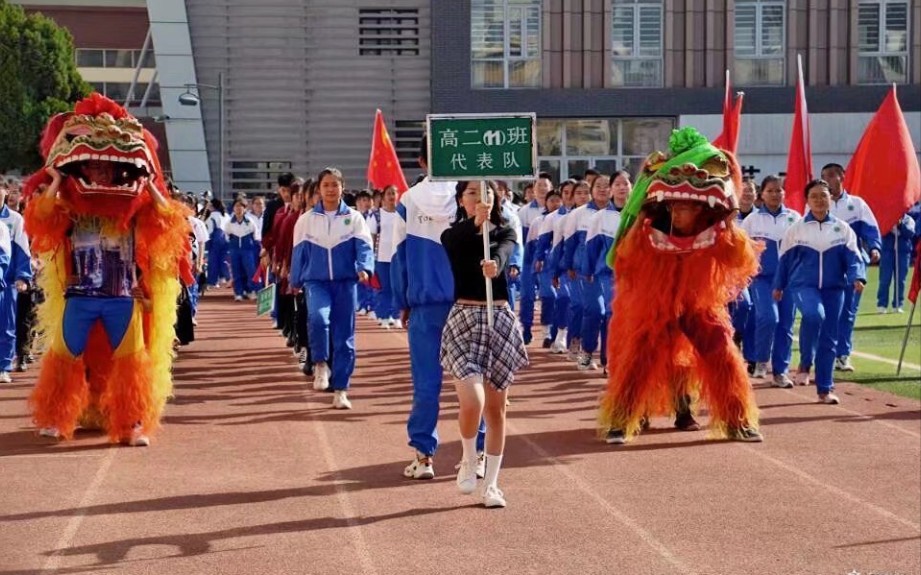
1, 290, 919, 575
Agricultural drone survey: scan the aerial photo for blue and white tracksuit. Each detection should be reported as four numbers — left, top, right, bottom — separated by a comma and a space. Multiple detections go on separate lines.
291, 201, 374, 391
562, 203, 601, 345
188, 216, 208, 315
741, 206, 801, 375
877, 213, 916, 309
830, 191, 881, 358
549, 209, 573, 338
370, 209, 400, 322
249, 213, 264, 288
392, 178, 457, 456
0, 206, 31, 372
774, 213, 863, 394
205, 211, 230, 286
581, 204, 620, 365
731, 209, 756, 361
517, 200, 544, 338
531, 212, 555, 336
224, 215, 258, 297
357, 211, 378, 313
501, 201, 523, 311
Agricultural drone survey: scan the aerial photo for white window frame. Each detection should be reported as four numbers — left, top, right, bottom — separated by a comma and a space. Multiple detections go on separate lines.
610, 0, 664, 88
471, 0, 542, 89
857, 0, 910, 84
732, 0, 786, 86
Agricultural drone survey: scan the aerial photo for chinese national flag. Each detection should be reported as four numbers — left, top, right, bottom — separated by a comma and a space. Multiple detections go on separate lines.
712, 70, 743, 156
784, 55, 812, 215
908, 243, 921, 305
845, 86, 921, 233
367, 109, 409, 196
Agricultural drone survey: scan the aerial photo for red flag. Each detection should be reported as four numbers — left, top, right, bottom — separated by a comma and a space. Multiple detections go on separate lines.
367, 109, 409, 196
712, 70, 744, 155
784, 55, 812, 215
909, 243, 921, 305
845, 86, 921, 233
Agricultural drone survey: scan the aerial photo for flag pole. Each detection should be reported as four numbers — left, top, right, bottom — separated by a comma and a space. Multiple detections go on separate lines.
482, 179, 494, 328
896, 299, 916, 376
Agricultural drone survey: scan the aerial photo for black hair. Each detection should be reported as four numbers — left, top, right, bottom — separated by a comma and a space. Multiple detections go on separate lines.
232, 198, 246, 209
538, 171, 553, 182
317, 167, 344, 186
820, 163, 844, 176
419, 134, 428, 160
356, 189, 372, 200
611, 170, 632, 183
209, 198, 226, 215
544, 190, 561, 202
585, 168, 600, 177
454, 180, 505, 227
278, 172, 296, 188
804, 178, 830, 200
760, 174, 783, 193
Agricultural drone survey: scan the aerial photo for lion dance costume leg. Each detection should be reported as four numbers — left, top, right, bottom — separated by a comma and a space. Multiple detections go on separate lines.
598, 127, 763, 443
23, 94, 190, 444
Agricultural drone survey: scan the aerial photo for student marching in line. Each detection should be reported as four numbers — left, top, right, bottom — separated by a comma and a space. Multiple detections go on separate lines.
773, 179, 863, 404
290, 168, 374, 409
548, 180, 588, 354
205, 199, 231, 288
224, 199, 259, 301
392, 136, 458, 480
533, 189, 564, 347
516, 173, 551, 344
741, 175, 801, 386
731, 178, 758, 366
0, 184, 31, 383
369, 185, 401, 328
876, 211, 916, 314
495, 181, 523, 312
441, 180, 527, 508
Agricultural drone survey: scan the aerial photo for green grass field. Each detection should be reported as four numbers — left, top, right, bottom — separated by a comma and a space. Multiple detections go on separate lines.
788, 266, 921, 400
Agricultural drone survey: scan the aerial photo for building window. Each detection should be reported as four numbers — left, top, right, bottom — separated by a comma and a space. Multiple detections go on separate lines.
536, 117, 674, 183
231, 161, 293, 194
75, 48, 156, 69
611, 0, 663, 87
857, 0, 909, 84
471, 0, 541, 89
733, 0, 785, 85
359, 8, 420, 56
394, 119, 425, 171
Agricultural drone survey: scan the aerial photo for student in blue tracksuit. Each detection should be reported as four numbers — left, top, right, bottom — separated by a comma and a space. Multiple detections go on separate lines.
496, 181, 523, 312
562, 176, 607, 365
355, 190, 377, 316
290, 168, 374, 410
549, 181, 588, 353
773, 179, 863, 404
740, 175, 801, 387
0, 191, 32, 384
517, 173, 551, 343
876, 211, 916, 313
248, 196, 265, 289
224, 199, 258, 301
731, 178, 757, 363
821, 163, 881, 372
205, 199, 230, 287
392, 138, 458, 479
533, 190, 564, 348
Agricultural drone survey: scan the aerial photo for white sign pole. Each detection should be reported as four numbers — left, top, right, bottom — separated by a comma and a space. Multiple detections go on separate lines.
481, 180, 494, 328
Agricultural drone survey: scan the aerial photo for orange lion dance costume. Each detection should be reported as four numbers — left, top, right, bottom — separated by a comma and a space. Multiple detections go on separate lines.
598, 127, 763, 444
23, 94, 190, 445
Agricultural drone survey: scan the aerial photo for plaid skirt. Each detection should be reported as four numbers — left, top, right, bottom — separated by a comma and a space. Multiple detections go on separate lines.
440, 303, 529, 390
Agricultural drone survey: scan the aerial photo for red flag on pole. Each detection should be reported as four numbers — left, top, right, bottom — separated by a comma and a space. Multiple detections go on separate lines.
909, 244, 921, 305
712, 70, 744, 156
784, 55, 812, 215
845, 85, 921, 233
367, 109, 409, 196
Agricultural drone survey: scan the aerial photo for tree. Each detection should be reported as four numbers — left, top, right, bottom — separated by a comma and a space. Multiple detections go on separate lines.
0, 0, 90, 173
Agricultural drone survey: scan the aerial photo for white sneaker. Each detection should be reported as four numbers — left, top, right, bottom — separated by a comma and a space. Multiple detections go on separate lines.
455, 452, 486, 479
313, 363, 330, 391
771, 373, 795, 389
877, 306, 888, 314
0, 371, 11, 384
39, 427, 59, 438
577, 354, 592, 371
357, 308, 368, 316
403, 452, 435, 480
896, 307, 905, 313
391, 319, 403, 329
379, 319, 390, 329
234, 295, 243, 302
368, 311, 377, 320
245, 292, 256, 301
836, 356, 855, 372
455, 458, 478, 494
332, 390, 352, 409
752, 362, 768, 378
128, 423, 150, 447
818, 392, 841, 405
482, 485, 506, 508
550, 329, 567, 354
794, 369, 811, 386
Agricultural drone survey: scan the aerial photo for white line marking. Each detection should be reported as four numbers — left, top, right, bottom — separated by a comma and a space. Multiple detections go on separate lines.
42, 447, 117, 573
743, 446, 921, 533
851, 350, 921, 372
3, 453, 106, 460
307, 402, 379, 575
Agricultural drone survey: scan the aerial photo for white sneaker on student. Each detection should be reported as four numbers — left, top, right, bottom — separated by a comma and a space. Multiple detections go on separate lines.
0, 371, 11, 384
39, 427, 59, 438
368, 311, 377, 320
332, 390, 352, 409
455, 458, 478, 494
482, 485, 506, 508
313, 363, 330, 391
233, 295, 243, 302
752, 362, 768, 378
403, 451, 435, 480
391, 319, 403, 329
357, 308, 367, 316
245, 292, 256, 300
128, 423, 150, 447
550, 329, 567, 354
379, 318, 390, 329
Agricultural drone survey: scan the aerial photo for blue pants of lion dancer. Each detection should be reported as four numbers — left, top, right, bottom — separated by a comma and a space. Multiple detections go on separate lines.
228, 247, 256, 297
406, 303, 453, 456
0, 287, 16, 372
794, 287, 845, 394
750, 277, 795, 375
581, 273, 612, 366
518, 263, 537, 341
306, 280, 357, 391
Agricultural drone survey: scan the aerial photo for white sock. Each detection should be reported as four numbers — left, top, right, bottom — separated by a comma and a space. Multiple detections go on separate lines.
484, 453, 503, 489
461, 435, 477, 464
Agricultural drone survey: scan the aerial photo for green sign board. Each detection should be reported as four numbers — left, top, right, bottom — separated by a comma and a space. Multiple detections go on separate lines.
427, 113, 537, 181
256, 283, 276, 316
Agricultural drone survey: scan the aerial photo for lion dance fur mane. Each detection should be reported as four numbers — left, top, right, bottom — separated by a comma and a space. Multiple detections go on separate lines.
23, 93, 190, 443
